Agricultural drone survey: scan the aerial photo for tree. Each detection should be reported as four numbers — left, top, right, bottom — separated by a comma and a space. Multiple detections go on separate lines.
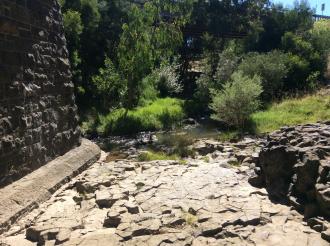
238, 51, 289, 99
92, 57, 126, 110
281, 32, 325, 90
117, 1, 193, 109
195, 49, 240, 110
245, 1, 313, 52
210, 72, 263, 128
63, 10, 84, 93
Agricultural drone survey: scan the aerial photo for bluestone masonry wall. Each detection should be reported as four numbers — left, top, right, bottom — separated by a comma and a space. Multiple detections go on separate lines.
0, 0, 81, 187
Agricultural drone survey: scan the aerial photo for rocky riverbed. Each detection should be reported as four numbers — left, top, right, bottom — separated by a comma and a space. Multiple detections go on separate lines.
1, 124, 330, 245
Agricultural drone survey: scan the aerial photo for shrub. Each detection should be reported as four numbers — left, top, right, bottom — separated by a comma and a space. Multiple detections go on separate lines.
195, 49, 240, 111
311, 19, 330, 54
97, 98, 185, 136
310, 21, 330, 78
138, 61, 182, 106
238, 51, 289, 99
139, 72, 160, 106
284, 53, 310, 90
281, 32, 324, 90
210, 72, 263, 129
157, 62, 183, 97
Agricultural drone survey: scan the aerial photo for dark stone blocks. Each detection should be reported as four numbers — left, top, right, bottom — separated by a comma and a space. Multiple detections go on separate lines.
0, 0, 80, 187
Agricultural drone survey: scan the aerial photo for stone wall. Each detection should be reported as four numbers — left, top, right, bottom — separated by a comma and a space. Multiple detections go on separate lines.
0, 0, 81, 187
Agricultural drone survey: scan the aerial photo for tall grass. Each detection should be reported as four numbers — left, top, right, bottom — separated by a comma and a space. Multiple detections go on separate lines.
97, 98, 185, 136
137, 151, 179, 162
251, 93, 330, 133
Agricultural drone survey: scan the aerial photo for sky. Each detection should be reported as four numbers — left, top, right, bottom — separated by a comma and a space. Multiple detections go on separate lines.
272, 0, 330, 15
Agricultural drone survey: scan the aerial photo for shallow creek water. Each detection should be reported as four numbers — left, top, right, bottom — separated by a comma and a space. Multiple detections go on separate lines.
96, 122, 222, 153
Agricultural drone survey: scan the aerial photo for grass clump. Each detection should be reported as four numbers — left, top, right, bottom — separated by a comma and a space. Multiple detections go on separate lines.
251, 93, 330, 133
137, 150, 179, 162
217, 130, 242, 142
228, 159, 241, 167
182, 212, 198, 226
179, 159, 188, 165
97, 98, 185, 136
157, 134, 196, 158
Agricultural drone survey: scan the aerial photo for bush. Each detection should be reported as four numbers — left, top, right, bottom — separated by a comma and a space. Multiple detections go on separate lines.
138, 61, 182, 106
238, 51, 289, 99
311, 19, 330, 54
97, 98, 185, 136
210, 72, 263, 129
139, 72, 160, 106
281, 32, 324, 90
157, 134, 195, 158
157, 62, 183, 97
137, 151, 179, 162
195, 49, 240, 111
285, 53, 310, 91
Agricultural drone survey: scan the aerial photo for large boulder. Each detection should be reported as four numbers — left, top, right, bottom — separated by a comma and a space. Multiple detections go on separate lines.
250, 123, 330, 218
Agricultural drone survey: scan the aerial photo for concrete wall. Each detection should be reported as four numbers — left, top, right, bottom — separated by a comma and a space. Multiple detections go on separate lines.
0, 0, 81, 187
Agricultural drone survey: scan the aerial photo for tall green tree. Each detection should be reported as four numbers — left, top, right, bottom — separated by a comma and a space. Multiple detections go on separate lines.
117, 1, 193, 109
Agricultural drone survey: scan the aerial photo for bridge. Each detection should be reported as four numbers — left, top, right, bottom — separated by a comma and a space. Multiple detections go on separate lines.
312, 14, 330, 21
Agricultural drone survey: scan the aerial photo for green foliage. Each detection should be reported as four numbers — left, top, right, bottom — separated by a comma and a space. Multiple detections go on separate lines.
137, 151, 179, 162
285, 53, 310, 90
92, 57, 126, 109
139, 60, 182, 106
97, 98, 185, 136
80, 0, 100, 30
246, 2, 313, 52
117, 1, 192, 109
63, 10, 84, 92
281, 32, 325, 90
188, 0, 267, 56
217, 131, 241, 142
311, 20, 330, 58
139, 72, 160, 107
281, 32, 313, 58
62, 0, 330, 137
80, 108, 99, 136
195, 49, 240, 110
251, 92, 330, 133
157, 61, 183, 97
310, 20, 330, 74
63, 10, 83, 48
238, 51, 289, 98
58, 0, 66, 7
210, 72, 263, 128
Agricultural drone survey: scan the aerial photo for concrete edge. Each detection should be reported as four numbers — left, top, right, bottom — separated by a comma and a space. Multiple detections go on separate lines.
0, 139, 101, 234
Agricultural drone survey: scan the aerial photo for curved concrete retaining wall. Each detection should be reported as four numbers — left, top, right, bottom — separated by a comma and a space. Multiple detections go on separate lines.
0, 139, 101, 234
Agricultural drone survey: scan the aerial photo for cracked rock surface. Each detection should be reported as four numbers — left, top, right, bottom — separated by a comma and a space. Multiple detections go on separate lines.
1, 143, 329, 245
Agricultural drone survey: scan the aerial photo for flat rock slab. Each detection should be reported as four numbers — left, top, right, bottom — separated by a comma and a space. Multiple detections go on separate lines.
1, 152, 328, 245
0, 139, 100, 234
